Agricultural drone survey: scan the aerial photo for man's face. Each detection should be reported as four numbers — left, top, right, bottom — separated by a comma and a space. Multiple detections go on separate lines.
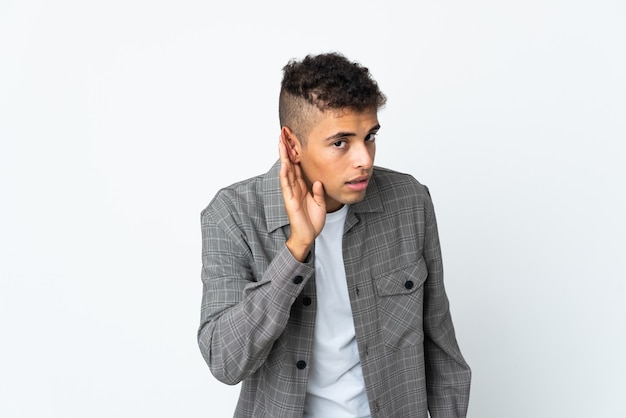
294, 108, 379, 213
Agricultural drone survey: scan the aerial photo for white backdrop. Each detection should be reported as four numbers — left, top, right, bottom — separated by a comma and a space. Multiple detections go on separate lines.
1, 1, 625, 417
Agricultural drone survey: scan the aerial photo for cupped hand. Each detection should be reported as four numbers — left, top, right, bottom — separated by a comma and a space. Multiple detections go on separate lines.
278, 137, 326, 261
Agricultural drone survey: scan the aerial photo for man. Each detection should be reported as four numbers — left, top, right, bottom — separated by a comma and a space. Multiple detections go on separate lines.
198, 52, 471, 417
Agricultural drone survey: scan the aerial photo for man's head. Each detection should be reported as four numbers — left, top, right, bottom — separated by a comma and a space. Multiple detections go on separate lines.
279, 52, 386, 142
279, 53, 386, 212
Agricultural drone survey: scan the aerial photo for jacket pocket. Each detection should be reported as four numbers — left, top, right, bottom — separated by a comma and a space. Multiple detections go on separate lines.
374, 258, 428, 350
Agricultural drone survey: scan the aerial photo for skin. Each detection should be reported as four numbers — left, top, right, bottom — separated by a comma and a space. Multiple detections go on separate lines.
279, 107, 380, 261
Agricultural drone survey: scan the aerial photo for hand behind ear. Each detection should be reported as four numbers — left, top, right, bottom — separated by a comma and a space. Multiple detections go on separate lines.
278, 135, 326, 261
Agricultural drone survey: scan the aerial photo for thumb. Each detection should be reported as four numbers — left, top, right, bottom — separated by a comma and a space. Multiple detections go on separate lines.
311, 181, 326, 209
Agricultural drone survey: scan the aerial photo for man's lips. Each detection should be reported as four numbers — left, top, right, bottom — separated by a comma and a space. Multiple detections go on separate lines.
346, 175, 369, 184
345, 175, 370, 190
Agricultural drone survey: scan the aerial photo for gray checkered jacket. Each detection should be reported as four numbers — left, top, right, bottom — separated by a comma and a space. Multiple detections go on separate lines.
198, 160, 471, 417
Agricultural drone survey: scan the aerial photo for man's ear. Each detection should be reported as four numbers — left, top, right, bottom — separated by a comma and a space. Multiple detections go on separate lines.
280, 126, 303, 163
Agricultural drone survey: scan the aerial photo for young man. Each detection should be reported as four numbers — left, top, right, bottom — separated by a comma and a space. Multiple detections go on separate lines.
198, 52, 471, 418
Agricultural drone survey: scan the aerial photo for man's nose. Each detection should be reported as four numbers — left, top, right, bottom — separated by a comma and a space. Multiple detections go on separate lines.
352, 143, 374, 169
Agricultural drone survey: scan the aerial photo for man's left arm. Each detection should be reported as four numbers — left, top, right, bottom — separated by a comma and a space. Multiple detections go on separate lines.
422, 193, 472, 418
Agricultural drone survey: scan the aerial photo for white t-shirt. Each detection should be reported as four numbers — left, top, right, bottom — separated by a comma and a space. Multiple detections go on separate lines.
303, 205, 370, 418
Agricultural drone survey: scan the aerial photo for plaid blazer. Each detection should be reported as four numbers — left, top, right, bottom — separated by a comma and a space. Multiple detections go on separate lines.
198, 160, 471, 417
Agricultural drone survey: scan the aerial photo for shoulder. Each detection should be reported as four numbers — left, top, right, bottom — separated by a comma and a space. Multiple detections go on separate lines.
200, 170, 269, 225
372, 166, 432, 203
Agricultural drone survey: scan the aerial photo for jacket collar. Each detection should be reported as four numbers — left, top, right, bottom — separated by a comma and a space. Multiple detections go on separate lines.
263, 159, 384, 233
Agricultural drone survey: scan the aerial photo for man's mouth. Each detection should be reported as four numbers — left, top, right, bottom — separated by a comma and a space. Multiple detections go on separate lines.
345, 176, 370, 190
347, 175, 369, 184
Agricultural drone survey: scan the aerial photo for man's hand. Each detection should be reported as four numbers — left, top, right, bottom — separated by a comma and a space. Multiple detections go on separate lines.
279, 136, 326, 262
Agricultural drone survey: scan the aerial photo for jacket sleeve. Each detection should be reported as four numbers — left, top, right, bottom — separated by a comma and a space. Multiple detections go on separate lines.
422, 191, 472, 417
197, 193, 313, 385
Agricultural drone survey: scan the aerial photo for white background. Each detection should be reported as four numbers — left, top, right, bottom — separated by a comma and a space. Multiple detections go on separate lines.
1, 1, 625, 417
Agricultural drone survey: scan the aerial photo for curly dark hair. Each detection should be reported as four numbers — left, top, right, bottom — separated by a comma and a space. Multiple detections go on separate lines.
279, 52, 386, 139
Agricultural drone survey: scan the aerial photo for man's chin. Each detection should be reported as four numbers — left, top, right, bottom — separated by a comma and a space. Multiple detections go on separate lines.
342, 191, 368, 206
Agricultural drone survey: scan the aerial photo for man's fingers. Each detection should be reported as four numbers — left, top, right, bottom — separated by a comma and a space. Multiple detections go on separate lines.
292, 159, 303, 184
279, 139, 304, 203
278, 140, 295, 199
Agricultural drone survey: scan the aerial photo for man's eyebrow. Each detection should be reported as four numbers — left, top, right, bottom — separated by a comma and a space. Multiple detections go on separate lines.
324, 124, 381, 142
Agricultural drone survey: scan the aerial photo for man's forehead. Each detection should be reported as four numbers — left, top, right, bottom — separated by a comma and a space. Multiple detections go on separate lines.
308, 108, 379, 137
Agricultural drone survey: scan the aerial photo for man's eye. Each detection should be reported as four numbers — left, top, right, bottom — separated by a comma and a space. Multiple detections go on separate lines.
365, 133, 377, 142
332, 140, 346, 148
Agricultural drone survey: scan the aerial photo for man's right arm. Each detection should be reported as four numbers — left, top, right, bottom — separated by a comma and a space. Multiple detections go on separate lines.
199, 137, 326, 385
197, 201, 314, 385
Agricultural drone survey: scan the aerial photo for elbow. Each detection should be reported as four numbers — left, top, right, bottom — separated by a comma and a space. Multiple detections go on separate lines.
198, 326, 245, 386
208, 363, 242, 386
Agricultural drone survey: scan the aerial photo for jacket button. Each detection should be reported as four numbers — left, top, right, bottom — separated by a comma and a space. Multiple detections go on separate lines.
404, 280, 414, 289
302, 296, 312, 306
293, 275, 303, 284
296, 360, 307, 369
